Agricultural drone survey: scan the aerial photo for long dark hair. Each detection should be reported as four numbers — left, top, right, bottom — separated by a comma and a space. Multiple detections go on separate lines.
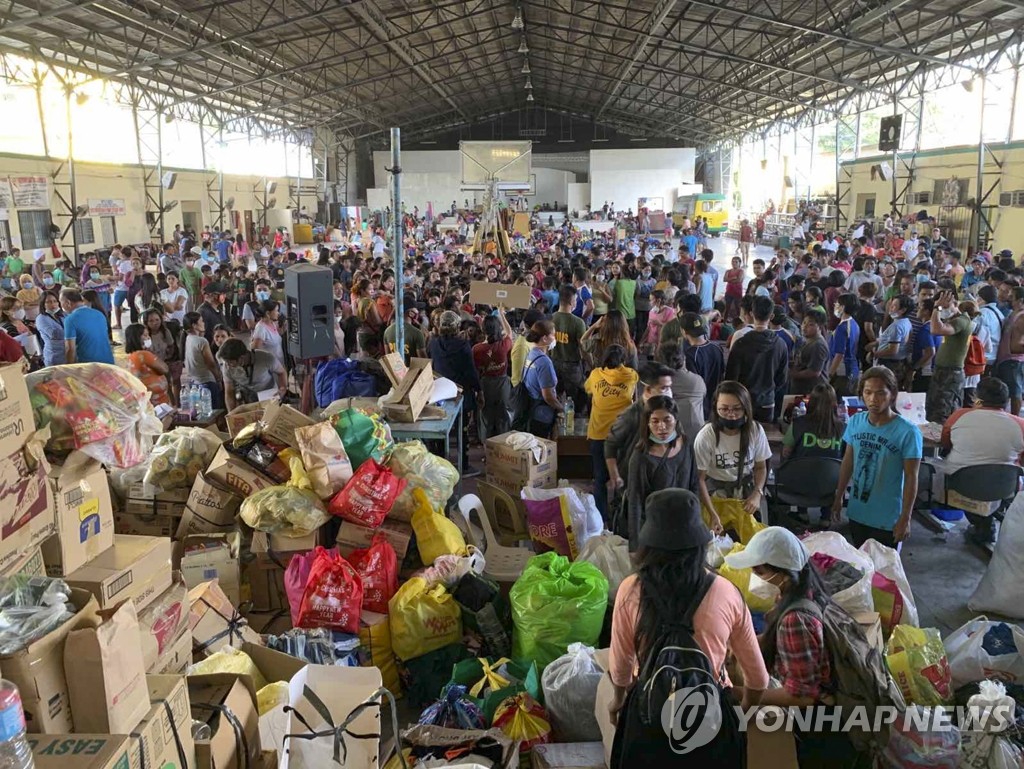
634, 544, 709, 663
761, 562, 834, 671
710, 381, 755, 483
805, 382, 844, 440
635, 394, 679, 454
599, 310, 636, 355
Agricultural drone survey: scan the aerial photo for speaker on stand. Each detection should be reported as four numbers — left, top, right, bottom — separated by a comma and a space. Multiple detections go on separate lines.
284, 263, 335, 411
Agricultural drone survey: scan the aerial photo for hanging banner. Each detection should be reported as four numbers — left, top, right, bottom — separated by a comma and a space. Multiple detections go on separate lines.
10, 176, 49, 208
0, 179, 12, 209
88, 198, 126, 217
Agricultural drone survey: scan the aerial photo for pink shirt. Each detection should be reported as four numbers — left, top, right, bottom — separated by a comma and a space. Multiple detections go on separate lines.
610, 573, 770, 691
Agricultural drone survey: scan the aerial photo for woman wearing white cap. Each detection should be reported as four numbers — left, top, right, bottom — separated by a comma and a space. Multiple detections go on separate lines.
724, 527, 869, 768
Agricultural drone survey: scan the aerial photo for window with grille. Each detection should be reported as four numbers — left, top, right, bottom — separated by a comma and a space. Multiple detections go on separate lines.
73, 218, 95, 244
16, 210, 51, 250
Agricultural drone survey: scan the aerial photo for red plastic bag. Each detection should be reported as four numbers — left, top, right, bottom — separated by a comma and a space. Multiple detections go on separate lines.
284, 549, 318, 627
328, 458, 407, 528
296, 546, 364, 633
348, 533, 399, 614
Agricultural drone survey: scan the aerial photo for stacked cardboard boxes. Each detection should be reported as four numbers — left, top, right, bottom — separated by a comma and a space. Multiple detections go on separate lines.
484, 431, 558, 497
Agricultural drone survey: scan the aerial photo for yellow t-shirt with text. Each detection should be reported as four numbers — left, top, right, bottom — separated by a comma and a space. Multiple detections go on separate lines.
585, 366, 639, 439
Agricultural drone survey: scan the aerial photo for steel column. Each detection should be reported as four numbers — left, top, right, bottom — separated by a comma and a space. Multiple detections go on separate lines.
390, 127, 404, 361
835, 99, 862, 231
62, 86, 79, 259
133, 95, 167, 242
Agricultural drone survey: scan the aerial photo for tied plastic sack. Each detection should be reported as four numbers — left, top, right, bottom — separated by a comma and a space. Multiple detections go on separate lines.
410, 488, 467, 565
521, 485, 603, 553
332, 407, 393, 469
960, 680, 1023, 769
510, 552, 608, 671
705, 534, 736, 570
142, 426, 221, 493
0, 576, 75, 653
969, 490, 1024, 619
417, 683, 486, 730
880, 705, 960, 769
296, 546, 363, 634
450, 657, 542, 723
348, 533, 399, 615
27, 362, 163, 467
284, 549, 318, 627
944, 618, 1024, 689
801, 531, 876, 616
860, 538, 919, 634
718, 543, 777, 613
328, 458, 406, 528
388, 576, 462, 661
453, 572, 513, 659
294, 422, 353, 499
704, 497, 766, 545
541, 643, 603, 742
885, 625, 953, 706
240, 455, 330, 537
416, 547, 486, 590
492, 692, 552, 765
387, 441, 459, 522
577, 532, 632, 602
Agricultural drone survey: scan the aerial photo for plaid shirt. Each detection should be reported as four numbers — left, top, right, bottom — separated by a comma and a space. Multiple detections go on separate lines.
775, 609, 831, 700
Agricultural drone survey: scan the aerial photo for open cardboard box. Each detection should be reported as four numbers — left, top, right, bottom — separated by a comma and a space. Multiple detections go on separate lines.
381, 353, 433, 422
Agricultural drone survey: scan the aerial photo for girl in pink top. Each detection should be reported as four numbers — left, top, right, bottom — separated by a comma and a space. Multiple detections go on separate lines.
640, 289, 676, 356
608, 488, 768, 767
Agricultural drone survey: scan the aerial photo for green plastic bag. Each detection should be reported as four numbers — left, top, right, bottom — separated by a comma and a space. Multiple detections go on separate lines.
510, 552, 609, 672
332, 407, 393, 470
450, 657, 542, 723
399, 643, 471, 709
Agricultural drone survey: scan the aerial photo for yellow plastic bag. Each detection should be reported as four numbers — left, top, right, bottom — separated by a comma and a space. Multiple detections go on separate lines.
493, 692, 551, 766
410, 488, 467, 565
885, 625, 953, 706
188, 646, 267, 691
359, 614, 401, 698
256, 681, 289, 715
705, 497, 766, 545
388, 576, 462, 661
717, 543, 776, 613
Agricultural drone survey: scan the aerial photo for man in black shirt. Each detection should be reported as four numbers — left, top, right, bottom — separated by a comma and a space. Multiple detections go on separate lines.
725, 295, 790, 422
197, 283, 228, 345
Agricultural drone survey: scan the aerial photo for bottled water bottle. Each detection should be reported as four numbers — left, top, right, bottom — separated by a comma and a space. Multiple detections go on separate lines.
190, 384, 200, 418
200, 386, 213, 419
0, 680, 35, 769
564, 398, 575, 435
180, 385, 193, 417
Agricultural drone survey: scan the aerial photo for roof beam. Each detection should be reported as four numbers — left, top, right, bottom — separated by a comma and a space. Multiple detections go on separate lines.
0, 0, 99, 34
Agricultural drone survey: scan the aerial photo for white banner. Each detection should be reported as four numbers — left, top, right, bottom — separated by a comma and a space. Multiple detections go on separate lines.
88, 198, 126, 217
10, 176, 49, 208
0, 179, 12, 209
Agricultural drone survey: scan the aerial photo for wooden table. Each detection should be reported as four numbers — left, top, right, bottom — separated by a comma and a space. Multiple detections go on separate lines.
556, 416, 592, 479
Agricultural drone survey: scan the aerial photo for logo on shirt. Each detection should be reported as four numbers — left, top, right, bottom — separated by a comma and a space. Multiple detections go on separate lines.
661, 684, 723, 753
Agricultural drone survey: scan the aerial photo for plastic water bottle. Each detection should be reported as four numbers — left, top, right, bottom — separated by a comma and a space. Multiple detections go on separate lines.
0, 681, 35, 769
200, 386, 213, 419
564, 398, 575, 435
794, 401, 807, 418
180, 385, 193, 417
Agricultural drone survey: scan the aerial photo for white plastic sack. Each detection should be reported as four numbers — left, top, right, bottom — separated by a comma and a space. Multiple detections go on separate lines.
577, 532, 632, 601
969, 491, 1024, 619
541, 642, 604, 742
705, 535, 736, 570
859, 538, 919, 627
959, 680, 1023, 769
521, 484, 603, 550
944, 618, 1024, 689
417, 546, 487, 590
801, 531, 875, 616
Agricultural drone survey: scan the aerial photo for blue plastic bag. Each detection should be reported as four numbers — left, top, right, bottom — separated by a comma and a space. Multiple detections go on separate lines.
315, 358, 376, 407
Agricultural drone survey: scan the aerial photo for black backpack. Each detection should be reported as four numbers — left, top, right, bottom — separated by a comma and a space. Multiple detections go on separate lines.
510, 356, 538, 431
611, 573, 743, 767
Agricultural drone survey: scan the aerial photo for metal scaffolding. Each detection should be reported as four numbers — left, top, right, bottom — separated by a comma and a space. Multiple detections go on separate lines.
131, 89, 167, 243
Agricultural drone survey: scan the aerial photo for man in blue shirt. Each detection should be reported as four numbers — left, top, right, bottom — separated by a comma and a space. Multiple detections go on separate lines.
682, 228, 699, 259
60, 288, 114, 365
214, 232, 233, 264
833, 365, 922, 547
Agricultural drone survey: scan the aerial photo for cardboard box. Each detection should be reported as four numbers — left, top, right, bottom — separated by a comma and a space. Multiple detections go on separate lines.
534, 743, 605, 769
130, 675, 195, 769
485, 432, 557, 479
238, 642, 306, 691
0, 545, 45, 579
0, 435, 57, 573
114, 509, 182, 538
335, 518, 413, 561
189, 675, 261, 769
43, 458, 115, 576
0, 587, 100, 733
151, 624, 193, 675
471, 279, 533, 309
0, 362, 35, 459
205, 445, 281, 498
139, 580, 190, 673
224, 400, 315, 448
188, 581, 262, 658
484, 469, 558, 498
245, 554, 292, 613
381, 355, 434, 422
174, 472, 242, 539
66, 535, 173, 613
123, 484, 190, 517
180, 532, 242, 606
28, 734, 132, 769
250, 530, 319, 554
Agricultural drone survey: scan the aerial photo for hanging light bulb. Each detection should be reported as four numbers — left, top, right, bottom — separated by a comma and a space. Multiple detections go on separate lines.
521, 62, 531, 75
524, 77, 533, 90
518, 38, 529, 54
510, 7, 524, 30
526, 93, 535, 102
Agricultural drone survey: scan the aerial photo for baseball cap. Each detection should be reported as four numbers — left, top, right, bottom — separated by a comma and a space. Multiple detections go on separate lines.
724, 527, 809, 572
637, 490, 711, 551
190, 246, 202, 257
681, 312, 707, 335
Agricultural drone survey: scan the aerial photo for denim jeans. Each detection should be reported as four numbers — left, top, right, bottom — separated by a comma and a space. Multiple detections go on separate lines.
590, 439, 610, 520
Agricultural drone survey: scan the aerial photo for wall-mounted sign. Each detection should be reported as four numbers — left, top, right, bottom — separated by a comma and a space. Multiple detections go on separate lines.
88, 198, 127, 217
9, 176, 49, 208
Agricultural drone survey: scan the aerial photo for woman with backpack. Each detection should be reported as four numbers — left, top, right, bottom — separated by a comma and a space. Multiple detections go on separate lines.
609, 488, 769, 767
513, 320, 563, 439
725, 527, 875, 768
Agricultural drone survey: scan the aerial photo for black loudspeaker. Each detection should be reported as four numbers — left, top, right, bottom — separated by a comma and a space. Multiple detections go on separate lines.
284, 263, 334, 359
879, 115, 902, 152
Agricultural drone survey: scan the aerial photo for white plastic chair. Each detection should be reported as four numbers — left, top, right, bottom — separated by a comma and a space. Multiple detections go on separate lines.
455, 494, 533, 583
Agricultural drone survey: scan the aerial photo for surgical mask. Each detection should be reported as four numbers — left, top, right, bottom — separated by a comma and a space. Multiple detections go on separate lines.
642, 270, 651, 278
90, 272, 100, 280
256, 291, 270, 301
12, 309, 25, 320
142, 339, 152, 349
939, 308, 955, 320
720, 416, 745, 430
547, 339, 557, 351
43, 277, 54, 287
649, 430, 678, 445
916, 274, 929, 283
834, 308, 844, 319
749, 573, 782, 604
23, 282, 32, 289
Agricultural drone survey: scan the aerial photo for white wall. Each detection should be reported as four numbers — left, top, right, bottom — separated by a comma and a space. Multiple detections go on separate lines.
373, 150, 466, 213
588, 148, 696, 212
567, 182, 590, 213
522, 167, 574, 208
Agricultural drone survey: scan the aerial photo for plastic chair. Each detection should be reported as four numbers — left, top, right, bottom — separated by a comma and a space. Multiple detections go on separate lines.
455, 494, 533, 583
945, 464, 1022, 513
475, 479, 530, 547
770, 457, 842, 525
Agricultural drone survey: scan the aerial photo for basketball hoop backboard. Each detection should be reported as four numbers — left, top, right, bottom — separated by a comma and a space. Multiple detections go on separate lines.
460, 140, 532, 190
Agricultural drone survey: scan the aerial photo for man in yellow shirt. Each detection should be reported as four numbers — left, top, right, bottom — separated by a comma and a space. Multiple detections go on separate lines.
584, 344, 639, 518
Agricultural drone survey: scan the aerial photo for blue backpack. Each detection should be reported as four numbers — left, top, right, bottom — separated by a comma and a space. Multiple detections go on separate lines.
315, 358, 377, 407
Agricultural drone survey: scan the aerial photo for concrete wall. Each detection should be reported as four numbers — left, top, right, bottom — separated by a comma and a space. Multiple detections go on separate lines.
588, 148, 696, 213
0, 153, 308, 252
567, 182, 590, 213
840, 140, 1024, 248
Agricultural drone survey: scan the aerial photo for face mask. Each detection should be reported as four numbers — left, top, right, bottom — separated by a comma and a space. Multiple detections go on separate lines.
142, 339, 152, 349
596, 273, 606, 281
12, 309, 25, 320
90, 272, 100, 280
642, 270, 651, 278
939, 308, 955, 320
834, 308, 844, 319
256, 291, 270, 301
23, 282, 32, 289
916, 274, 929, 283
720, 416, 746, 430
749, 573, 782, 605
43, 277, 54, 287
649, 429, 678, 445
547, 339, 556, 351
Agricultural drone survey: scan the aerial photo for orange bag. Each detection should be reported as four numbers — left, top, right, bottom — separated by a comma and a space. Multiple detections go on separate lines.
348, 533, 399, 614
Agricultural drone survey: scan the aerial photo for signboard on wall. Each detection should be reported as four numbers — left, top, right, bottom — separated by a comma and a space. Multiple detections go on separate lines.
9, 176, 49, 207
88, 198, 126, 216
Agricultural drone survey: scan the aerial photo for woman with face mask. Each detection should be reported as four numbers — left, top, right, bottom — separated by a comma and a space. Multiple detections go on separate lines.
624, 396, 698, 550
514, 319, 563, 440
0, 297, 30, 339
693, 381, 772, 535
16, 274, 41, 321
124, 322, 170, 405
34, 292, 65, 367
724, 527, 869, 768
